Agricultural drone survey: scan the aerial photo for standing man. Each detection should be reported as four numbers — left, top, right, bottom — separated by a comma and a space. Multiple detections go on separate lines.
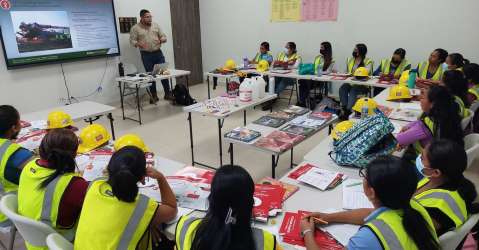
130, 9, 173, 103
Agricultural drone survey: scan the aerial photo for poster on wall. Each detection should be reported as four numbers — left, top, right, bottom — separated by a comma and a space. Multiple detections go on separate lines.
271, 0, 339, 22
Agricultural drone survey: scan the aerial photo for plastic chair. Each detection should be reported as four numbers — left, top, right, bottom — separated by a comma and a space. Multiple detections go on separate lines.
46, 233, 73, 250
439, 213, 479, 250
0, 194, 56, 249
470, 101, 479, 114
465, 133, 479, 169
461, 110, 474, 131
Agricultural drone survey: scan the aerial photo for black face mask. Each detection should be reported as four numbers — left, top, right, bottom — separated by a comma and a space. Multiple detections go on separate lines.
352, 52, 359, 58
320, 49, 326, 55
391, 59, 401, 65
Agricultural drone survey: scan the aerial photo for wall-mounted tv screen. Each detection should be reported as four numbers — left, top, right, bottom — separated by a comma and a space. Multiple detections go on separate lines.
0, 0, 120, 69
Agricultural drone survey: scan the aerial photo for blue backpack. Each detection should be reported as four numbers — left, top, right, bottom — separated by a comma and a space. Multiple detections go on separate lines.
330, 113, 397, 168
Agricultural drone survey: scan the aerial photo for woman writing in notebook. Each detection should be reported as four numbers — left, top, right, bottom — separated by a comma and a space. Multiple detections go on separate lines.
300, 156, 439, 250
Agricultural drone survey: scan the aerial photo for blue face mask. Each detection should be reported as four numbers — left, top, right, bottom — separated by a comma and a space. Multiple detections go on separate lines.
415, 154, 425, 177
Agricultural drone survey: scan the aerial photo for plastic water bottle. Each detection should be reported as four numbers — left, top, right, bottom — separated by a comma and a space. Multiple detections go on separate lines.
361, 105, 369, 119
243, 58, 249, 69
408, 69, 417, 89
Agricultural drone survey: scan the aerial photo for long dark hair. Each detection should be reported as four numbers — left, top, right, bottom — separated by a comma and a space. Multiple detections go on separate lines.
394, 48, 406, 59
260, 41, 270, 51
39, 129, 79, 188
0, 105, 19, 138
443, 70, 470, 107
426, 139, 479, 213
106, 146, 146, 202
321, 41, 333, 71
191, 165, 256, 250
448, 53, 469, 68
365, 156, 439, 250
422, 85, 464, 146
434, 48, 449, 64
287, 42, 297, 54
356, 43, 368, 66
464, 63, 479, 84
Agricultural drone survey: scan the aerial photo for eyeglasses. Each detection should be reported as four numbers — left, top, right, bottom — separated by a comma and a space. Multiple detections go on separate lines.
358, 168, 366, 178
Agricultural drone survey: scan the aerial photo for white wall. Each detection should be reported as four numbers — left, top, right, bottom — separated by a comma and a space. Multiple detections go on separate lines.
0, 0, 175, 113
200, 0, 479, 72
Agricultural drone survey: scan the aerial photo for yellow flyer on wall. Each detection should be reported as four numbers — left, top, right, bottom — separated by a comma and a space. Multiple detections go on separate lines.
271, 0, 301, 22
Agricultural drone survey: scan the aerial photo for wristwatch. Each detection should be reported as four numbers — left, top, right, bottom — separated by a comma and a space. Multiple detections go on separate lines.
300, 229, 313, 238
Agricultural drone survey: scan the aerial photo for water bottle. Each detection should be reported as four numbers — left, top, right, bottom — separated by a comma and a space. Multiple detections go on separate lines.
408, 69, 417, 89
243, 58, 249, 69
361, 105, 369, 119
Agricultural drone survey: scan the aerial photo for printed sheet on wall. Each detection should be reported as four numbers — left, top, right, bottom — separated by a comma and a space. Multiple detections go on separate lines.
271, 0, 339, 22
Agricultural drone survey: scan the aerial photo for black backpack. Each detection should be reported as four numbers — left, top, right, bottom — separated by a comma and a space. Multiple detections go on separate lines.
173, 83, 196, 106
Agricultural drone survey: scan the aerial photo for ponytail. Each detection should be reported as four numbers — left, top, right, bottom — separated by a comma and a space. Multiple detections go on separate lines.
109, 167, 139, 202
402, 204, 439, 250
40, 149, 77, 188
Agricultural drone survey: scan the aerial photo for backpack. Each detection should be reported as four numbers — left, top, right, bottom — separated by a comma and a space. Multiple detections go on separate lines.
329, 113, 397, 168
173, 83, 196, 106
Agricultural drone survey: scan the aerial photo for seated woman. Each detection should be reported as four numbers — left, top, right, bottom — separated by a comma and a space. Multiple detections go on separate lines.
262, 42, 301, 111
18, 129, 88, 249
442, 69, 471, 118
75, 146, 178, 249
464, 63, 479, 103
396, 85, 464, 160
297, 41, 337, 108
416, 48, 448, 87
249, 41, 274, 65
300, 155, 439, 250
415, 139, 478, 235
175, 165, 281, 250
338, 43, 374, 118
372, 48, 411, 95
446, 53, 469, 71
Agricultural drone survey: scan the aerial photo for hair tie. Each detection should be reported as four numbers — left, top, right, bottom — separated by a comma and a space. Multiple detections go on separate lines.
225, 207, 236, 225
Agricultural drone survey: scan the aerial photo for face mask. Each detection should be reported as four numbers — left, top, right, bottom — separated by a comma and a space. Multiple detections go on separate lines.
320, 49, 326, 55
392, 59, 401, 65
352, 52, 359, 58
415, 155, 425, 177
284, 48, 289, 55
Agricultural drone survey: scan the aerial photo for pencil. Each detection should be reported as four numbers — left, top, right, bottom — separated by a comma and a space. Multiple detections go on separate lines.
312, 217, 329, 225
346, 182, 362, 188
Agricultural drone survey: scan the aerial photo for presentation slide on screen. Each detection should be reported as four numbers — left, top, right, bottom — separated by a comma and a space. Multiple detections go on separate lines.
0, 0, 119, 67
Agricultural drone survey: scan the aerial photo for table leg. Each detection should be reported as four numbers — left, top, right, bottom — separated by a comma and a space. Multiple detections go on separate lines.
218, 119, 224, 167
229, 143, 234, 165
290, 147, 294, 169
271, 154, 279, 178
188, 112, 195, 166
225, 78, 229, 94
118, 81, 126, 120
186, 75, 190, 89
207, 76, 211, 99
295, 79, 299, 102
243, 110, 247, 126
107, 113, 116, 140
136, 85, 142, 125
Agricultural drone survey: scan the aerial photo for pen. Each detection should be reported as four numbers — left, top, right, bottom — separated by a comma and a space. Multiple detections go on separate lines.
346, 182, 362, 187
312, 217, 329, 225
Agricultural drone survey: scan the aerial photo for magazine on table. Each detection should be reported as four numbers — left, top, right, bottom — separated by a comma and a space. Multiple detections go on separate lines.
289, 163, 345, 191
309, 111, 333, 120
224, 127, 261, 143
264, 131, 305, 145
253, 137, 293, 153
253, 184, 285, 222
75, 150, 113, 181
252, 116, 288, 128
280, 124, 316, 136
290, 116, 327, 128
267, 111, 297, 121
388, 108, 422, 122
258, 177, 299, 202
282, 105, 310, 115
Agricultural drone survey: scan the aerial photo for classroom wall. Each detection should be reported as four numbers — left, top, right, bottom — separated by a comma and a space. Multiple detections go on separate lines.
0, 0, 175, 113
199, 0, 479, 73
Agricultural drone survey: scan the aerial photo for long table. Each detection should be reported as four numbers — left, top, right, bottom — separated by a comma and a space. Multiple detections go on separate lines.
22, 101, 117, 140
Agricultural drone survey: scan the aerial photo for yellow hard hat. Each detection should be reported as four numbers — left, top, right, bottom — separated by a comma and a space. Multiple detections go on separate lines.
47, 110, 74, 129
352, 97, 378, 116
331, 121, 355, 140
399, 70, 410, 86
114, 134, 149, 152
224, 59, 237, 70
78, 124, 111, 154
256, 60, 270, 72
387, 85, 412, 101
353, 67, 369, 77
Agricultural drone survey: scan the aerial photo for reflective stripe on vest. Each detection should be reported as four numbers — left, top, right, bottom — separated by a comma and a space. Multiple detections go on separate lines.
416, 190, 467, 228
454, 96, 469, 118
381, 59, 409, 78
0, 139, 21, 194
369, 219, 402, 250
118, 195, 150, 250
0, 140, 12, 194
175, 215, 275, 250
347, 58, 373, 75
468, 87, 479, 100
254, 52, 272, 63
277, 52, 300, 62
314, 56, 322, 75
418, 62, 444, 81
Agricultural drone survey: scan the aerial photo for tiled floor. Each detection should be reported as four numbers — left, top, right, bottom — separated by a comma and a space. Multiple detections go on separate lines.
4, 81, 479, 249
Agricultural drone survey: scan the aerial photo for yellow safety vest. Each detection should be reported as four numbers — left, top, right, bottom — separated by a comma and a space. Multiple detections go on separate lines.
380, 59, 410, 78
454, 96, 470, 118
277, 52, 301, 63
418, 61, 444, 81
18, 160, 78, 250
175, 215, 276, 250
313, 55, 335, 75
254, 52, 272, 63
347, 57, 373, 75
0, 139, 21, 225
364, 200, 438, 250
413, 116, 435, 155
468, 84, 479, 100
416, 178, 468, 229
74, 179, 158, 250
